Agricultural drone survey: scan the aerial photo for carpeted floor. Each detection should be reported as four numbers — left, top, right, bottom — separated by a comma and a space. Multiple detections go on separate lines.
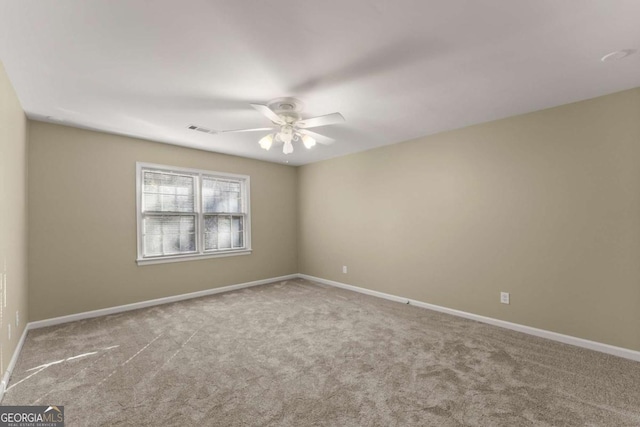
2, 278, 640, 426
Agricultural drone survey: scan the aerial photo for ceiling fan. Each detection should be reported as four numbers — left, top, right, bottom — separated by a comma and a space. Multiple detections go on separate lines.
190, 98, 345, 154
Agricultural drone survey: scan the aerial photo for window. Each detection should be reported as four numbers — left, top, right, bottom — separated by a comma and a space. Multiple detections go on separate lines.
136, 163, 251, 265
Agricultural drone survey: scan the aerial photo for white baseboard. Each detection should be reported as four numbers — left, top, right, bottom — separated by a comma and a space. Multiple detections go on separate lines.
299, 274, 640, 363
0, 325, 30, 402
29, 274, 299, 330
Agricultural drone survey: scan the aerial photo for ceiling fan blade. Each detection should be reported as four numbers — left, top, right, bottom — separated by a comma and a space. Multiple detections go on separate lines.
250, 104, 285, 125
220, 127, 274, 133
297, 112, 345, 129
298, 129, 335, 145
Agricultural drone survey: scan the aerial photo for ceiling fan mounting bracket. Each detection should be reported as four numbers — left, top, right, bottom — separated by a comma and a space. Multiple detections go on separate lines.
267, 97, 305, 114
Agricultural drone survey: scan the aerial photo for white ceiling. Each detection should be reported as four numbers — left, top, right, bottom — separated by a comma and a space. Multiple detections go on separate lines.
1, 1, 639, 166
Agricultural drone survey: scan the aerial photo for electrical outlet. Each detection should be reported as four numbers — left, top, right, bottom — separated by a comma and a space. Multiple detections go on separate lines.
342, 266, 348, 274
16, 310, 19, 327
500, 292, 510, 304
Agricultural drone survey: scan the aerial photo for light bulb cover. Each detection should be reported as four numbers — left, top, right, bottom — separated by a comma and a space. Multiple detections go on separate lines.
278, 131, 292, 144
258, 134, 273, 150
301, 134, 316, 149
283, 141, 294, 154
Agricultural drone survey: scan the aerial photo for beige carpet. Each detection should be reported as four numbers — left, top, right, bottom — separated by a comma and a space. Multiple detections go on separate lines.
2, 278, 640, 426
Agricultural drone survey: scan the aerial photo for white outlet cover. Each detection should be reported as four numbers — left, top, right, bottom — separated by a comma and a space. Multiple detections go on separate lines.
500, 292, 510, 304
342, 266, 348, 274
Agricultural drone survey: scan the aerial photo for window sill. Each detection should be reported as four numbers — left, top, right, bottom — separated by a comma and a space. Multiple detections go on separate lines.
137, 249, 252, 266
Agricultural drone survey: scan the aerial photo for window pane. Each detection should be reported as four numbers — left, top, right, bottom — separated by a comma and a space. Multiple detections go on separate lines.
180, 234, 196, 252
228, 196, 239, 213
202, 180, 215, 212
144, 194, 160, 211
202, 177, 242, 213
217, 215, 231, 249
232, 216, 243, 248
163, 234, 181, 254
233, 231, 243, 248
218, 232, 231, 249
143, 215, 196, 257
144, 235, 162, 256
203, 215, 244, 251
204, 215, 218, 250
143, 171, 194, 212
232, 216, 243, 232
204, 215, 218, 233
204, 233, 216, 250
218, 216, 231, 233
181, 216, 195, 233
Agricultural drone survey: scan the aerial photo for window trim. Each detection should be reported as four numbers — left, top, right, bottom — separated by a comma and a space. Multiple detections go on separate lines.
136, 162, 252, 266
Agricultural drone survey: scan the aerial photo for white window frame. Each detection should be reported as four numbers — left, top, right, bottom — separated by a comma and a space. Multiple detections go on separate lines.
136, 162, 252, 266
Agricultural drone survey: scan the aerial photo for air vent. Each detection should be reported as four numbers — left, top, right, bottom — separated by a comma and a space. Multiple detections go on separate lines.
187, 125, 217, 134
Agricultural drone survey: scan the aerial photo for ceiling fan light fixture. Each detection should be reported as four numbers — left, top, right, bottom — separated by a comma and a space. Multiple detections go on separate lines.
279, 133, 292, 144
301, 134, 316, 149
283, 141, 294, 155
258, 133, 274, 150
278, 126, 294, 144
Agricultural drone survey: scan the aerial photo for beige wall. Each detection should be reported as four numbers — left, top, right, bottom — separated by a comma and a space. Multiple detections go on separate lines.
0, 63, 29, 380
298, 88, 640, 351
28, 121, 297, 320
